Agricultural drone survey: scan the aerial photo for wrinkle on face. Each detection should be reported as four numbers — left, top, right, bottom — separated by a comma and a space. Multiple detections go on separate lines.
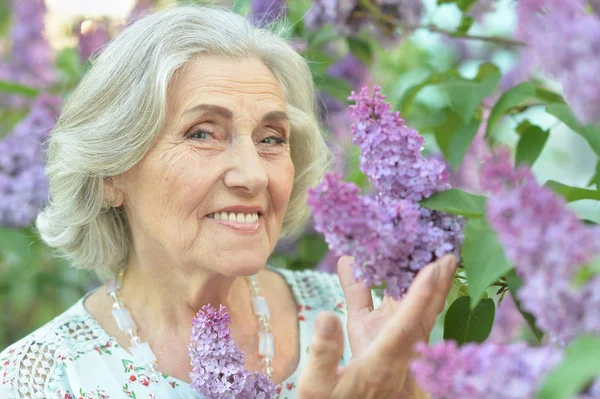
117, 55, 294, 278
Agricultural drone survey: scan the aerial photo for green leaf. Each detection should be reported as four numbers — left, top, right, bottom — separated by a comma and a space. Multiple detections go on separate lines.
447, 117, 481, 169
347, 37, 373, 67
546, 102, 600, 156
443, 296, 495, 345
587, 160, 600, 190
56, 48, 83, 79
420, 188, 487, 218
534, 87, 564, 104
453, 15, 475, 35
573, 257, 600, 287
485, 82, 535, 139
442, 63, 501, 123
316, 77, 352, 103
515, 121, 550, 166
538, 335, 600, 399
505, 269, 544, 343
0, 227, 37, 262
434, 109, 461, 156
437, 0, 478, 11
398, 73, 446, 114
544, 180, 600, 202
462, 219, 513, 308
0, 81, 39, 97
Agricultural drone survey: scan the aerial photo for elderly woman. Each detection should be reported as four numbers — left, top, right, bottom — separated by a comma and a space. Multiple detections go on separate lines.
0, 5, 456, 399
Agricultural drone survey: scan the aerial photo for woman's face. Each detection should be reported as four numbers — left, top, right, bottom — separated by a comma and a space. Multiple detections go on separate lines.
116, 55, 294, 276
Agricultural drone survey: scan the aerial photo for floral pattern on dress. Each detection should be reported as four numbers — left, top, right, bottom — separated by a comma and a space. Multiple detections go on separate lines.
0, 267, 353, 399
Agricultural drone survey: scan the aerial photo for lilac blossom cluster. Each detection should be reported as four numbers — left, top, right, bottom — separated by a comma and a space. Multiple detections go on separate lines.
411, 341, 563, 399
0, 94, 61, 228
304, 0, 423, 41
408, 148, 600, 398
516, 0, 600, 124
308, 86, 463, 298
0, 0, 55, 108
77, 20, 110, 63
482, 148, 600, 345
348, 86, 449, 201
189, 304, 276, 399
249, 0, 287, 26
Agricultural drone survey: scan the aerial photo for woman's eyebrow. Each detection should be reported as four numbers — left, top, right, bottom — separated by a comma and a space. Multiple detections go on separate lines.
183, 104, 288, 124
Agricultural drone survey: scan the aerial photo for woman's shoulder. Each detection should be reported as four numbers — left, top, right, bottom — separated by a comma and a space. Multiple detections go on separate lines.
0, 294, 103, 398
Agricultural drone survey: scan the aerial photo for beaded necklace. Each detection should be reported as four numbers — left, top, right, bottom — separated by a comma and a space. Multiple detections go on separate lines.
106, 270, 274, 384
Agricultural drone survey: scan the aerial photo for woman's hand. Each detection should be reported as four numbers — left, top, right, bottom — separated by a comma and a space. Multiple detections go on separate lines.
297, 255, 457, 399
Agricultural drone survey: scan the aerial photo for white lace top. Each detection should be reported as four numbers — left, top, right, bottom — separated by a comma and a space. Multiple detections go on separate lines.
0, 268, 380, 399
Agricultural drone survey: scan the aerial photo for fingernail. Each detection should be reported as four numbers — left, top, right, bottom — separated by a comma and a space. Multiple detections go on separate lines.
316, 314, 336, 337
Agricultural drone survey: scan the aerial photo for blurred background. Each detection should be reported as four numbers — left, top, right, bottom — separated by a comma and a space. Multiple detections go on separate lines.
0, 0, 598, 351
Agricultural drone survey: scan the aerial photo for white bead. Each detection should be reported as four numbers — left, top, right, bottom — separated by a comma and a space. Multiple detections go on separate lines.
130, 341, 157, 364
252, 296, 270, 317
112, 308, 137, 332
258, 331, 274, 357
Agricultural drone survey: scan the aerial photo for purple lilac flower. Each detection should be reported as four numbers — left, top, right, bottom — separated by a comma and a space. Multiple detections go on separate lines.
304, 0, 361, 35
304, 0, 423, 41
0, 0, 55, 109
318, 53, 369, 129
489, 295, 525, 343
0, 94, 61, 228
411, 340, 563, 399
515, 0, 600, 124
308, 87, 464, 298
126, 0, 156, 24
77, 19, 111, 63
482, 148, 600, 344
249, 0, 287, 26
348, 86, 449, 202
189, 304, 276, 398
8, 0, 54, 86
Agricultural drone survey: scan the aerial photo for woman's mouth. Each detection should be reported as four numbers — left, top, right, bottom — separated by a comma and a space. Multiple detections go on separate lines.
205, 211, 261, 233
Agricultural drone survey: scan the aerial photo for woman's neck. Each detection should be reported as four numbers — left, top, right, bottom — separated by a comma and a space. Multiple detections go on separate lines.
119, 252, 259, 343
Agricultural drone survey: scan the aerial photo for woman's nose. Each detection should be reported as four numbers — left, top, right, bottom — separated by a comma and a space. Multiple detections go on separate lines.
223, 136, 268, 195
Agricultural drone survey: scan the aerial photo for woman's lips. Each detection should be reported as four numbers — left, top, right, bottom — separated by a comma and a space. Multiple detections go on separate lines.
206, 215, 262, 234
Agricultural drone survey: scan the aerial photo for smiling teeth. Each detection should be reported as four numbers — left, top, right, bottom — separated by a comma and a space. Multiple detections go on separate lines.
211, 212, 259, 223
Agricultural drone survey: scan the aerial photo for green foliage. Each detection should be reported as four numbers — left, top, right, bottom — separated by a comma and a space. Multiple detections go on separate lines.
485, 82, 536, 139
347, 37, 374, 67
443, 295, 495, 345
546, 103, 600, 156
515, 120, 549, 167
437, 0, 478, 12
545, 180, 600, 202
420, 188, 487, 218
461, 219, 513, 308
442, 63, 501, 123
0, 81, 39, 97
538, 335, 600, 399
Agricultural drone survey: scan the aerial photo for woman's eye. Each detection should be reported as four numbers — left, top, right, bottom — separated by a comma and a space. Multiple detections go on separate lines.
189, 129, 212, 140
261, 136, 287, 145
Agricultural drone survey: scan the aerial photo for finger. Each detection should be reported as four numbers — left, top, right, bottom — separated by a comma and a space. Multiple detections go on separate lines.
338, 256, 374, 317
372, 256, 455, 360
298, 312, 344, 399
425, 254, 458, 319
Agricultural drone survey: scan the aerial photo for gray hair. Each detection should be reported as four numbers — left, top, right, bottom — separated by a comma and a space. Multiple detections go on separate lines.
36, 5, 330, 277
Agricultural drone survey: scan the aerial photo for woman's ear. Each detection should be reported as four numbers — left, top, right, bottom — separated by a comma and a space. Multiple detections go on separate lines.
103, 177, 124, 208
